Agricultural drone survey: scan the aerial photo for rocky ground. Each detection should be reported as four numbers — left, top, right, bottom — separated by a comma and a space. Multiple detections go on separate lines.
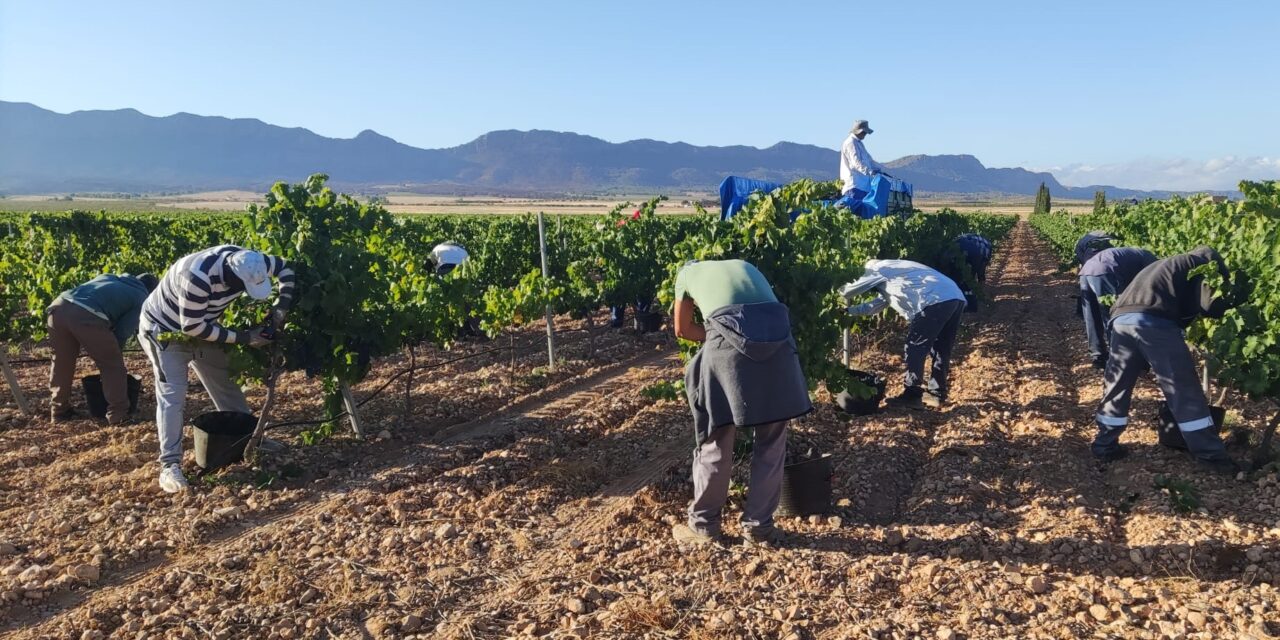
1, 221, 1278, 639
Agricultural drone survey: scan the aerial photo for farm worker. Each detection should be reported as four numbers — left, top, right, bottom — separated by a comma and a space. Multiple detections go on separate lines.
46, 273, 160, 423
139, 246, 296, 493
1092, 246, 1244, 473
839, 120, 888, 197
429, 242, 469, 276
671, 259, 811, 547
951, 233, 993, 311
843, 260, 966, 410
1078, 247, 1157, 369
1075, 230, 1114, 267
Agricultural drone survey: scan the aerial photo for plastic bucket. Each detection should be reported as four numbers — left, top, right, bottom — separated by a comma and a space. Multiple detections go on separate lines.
778, 454, 834, 517
193, 411, 258, 472
1155, 402, 1226, 450
963, 292, 979, 313
634, 311, 663, 333
81, 374, 142, 418
835, 369, 886, 416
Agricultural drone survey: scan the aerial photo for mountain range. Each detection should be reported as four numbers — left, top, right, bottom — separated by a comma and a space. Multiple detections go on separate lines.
0, 101, 1184, 198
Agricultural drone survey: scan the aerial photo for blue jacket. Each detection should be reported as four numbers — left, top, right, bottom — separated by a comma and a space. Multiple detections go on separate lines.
53, 275, 150, 346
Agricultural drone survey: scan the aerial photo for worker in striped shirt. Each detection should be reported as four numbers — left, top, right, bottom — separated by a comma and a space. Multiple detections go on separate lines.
139, 246, 296, 493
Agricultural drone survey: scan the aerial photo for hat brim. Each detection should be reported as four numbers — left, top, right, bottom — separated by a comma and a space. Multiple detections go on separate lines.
243, 278, 272, 301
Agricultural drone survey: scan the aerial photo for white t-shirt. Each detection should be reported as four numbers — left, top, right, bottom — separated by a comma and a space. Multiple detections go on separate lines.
843, 259, 964, 321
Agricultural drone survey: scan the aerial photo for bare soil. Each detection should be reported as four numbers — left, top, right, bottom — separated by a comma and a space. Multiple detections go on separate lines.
2, 222, 1278, 639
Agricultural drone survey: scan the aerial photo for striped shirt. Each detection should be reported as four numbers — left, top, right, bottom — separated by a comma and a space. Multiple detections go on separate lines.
139, 245, 296, 344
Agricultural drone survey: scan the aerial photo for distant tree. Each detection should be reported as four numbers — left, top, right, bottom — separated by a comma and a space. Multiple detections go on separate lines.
1033, 182, 1052, 214
1093, 190, 1107, 214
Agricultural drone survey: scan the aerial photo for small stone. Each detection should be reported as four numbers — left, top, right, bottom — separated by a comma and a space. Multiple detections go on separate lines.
0, 542, 14, 556
885, 529, 904, 547
53, 522, 73, 535
435, 523, 458, 540
563, 597, 588, 614
1028, 576, 1048, 594
744, 559, 762, 576
363, 617, 390, 637
1089, 604, 1110, 622
306, 545, 324, 559
567, 538, 584, 550
828, 516, 842, 528
720, 611, 736, 624
401, 614, 422, 632
937, 628, 957, 640
68, 564, 100, 583
377, 430, 392, 440
1187, 611, 1207, 630
807, 515, 822, 525
212, 506, 242, 519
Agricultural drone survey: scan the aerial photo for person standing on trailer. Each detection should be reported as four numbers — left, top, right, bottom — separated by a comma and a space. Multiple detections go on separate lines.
1092, 246, 1244, 473
671, 259, 811, 548
1078, 246, 1157, 369
843, 259, 966, 410
46, 273, 159, 423
139, 246, 296, 493
952, 233, 993, 311
839, 120, 888, 198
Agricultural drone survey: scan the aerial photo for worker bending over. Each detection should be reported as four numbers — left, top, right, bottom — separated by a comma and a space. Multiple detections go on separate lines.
844, 260, 966, 410
671, 259, 811, 547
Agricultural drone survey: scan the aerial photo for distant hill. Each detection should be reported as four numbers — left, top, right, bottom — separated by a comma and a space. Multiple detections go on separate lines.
0, 101, 1186, 198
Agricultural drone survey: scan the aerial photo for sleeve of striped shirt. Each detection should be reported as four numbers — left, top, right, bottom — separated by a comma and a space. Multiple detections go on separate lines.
178, 271, 241, 344
265, 255, 297, 311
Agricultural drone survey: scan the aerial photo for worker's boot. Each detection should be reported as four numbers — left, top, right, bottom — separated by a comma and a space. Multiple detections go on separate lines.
1182, 428, 1239, 475
1091, 422, 1129, 462
886, 386, 926, 411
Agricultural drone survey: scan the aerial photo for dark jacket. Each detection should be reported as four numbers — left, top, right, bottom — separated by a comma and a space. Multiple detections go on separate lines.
684, 302, 812, 444
1079, 247, 1158, 291
50, 275, 150, 346
1110, 247, 1232, 327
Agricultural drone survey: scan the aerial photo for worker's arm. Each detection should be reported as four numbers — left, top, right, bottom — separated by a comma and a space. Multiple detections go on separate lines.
673, 298, 706, 343
848, 295, 889, 317
113, 297, 144, 348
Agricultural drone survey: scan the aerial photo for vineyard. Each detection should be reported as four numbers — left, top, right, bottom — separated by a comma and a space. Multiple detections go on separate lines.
2, 178, 1279, 640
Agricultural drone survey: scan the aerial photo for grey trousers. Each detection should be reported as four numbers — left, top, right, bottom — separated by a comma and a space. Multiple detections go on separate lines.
140, 334, 250, 465
904, 299, 966, 398
1080, 274, 1118, 360
1093, 320, 1227, 463
688, 421, 786, 534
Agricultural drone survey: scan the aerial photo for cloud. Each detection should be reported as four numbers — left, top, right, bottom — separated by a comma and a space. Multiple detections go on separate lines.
1037, 157, 1280, 192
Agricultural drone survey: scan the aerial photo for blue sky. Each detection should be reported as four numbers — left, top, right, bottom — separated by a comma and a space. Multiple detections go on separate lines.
2, 0, 1277, 190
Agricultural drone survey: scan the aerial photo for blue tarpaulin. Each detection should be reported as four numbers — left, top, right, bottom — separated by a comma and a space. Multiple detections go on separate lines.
718, 174, 911, 222
719, 176, 783, 221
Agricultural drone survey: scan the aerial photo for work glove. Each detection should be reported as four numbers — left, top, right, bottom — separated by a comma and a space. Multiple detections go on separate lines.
247, 331, 274, 349
269, 307, 289, 329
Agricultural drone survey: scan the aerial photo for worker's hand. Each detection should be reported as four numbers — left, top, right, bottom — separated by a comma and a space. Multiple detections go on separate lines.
247, 331, 273, 349
269, 307, 289, 328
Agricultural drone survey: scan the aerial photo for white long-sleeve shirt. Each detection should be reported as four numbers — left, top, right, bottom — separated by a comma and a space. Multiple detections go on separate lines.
839, 134, 885, 194
842, 259, 964, 321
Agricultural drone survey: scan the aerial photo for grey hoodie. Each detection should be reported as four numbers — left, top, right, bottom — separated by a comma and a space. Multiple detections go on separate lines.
684, 302, 812, 444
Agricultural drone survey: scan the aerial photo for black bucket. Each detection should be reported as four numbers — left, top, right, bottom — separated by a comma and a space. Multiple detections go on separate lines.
81, 374, 142, 418
835, 369, 887, 416
778, 454, 834, 517
193, 411, 258, 472
634, 311, 663, 333
1155, 402, 1226, 450
963, 291, 979, 313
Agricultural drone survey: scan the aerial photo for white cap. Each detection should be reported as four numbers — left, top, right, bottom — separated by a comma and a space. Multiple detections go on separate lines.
431, 243, 469, 267
227, 250, 273, 300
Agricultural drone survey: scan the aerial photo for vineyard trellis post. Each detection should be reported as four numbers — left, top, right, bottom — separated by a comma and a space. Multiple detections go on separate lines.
537, 212, 556, 370
340, 383, 364, 438
0, 349, 33, 416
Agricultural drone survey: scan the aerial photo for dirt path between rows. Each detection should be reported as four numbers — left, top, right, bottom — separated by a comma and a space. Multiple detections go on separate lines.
3, 221, 1277, 639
